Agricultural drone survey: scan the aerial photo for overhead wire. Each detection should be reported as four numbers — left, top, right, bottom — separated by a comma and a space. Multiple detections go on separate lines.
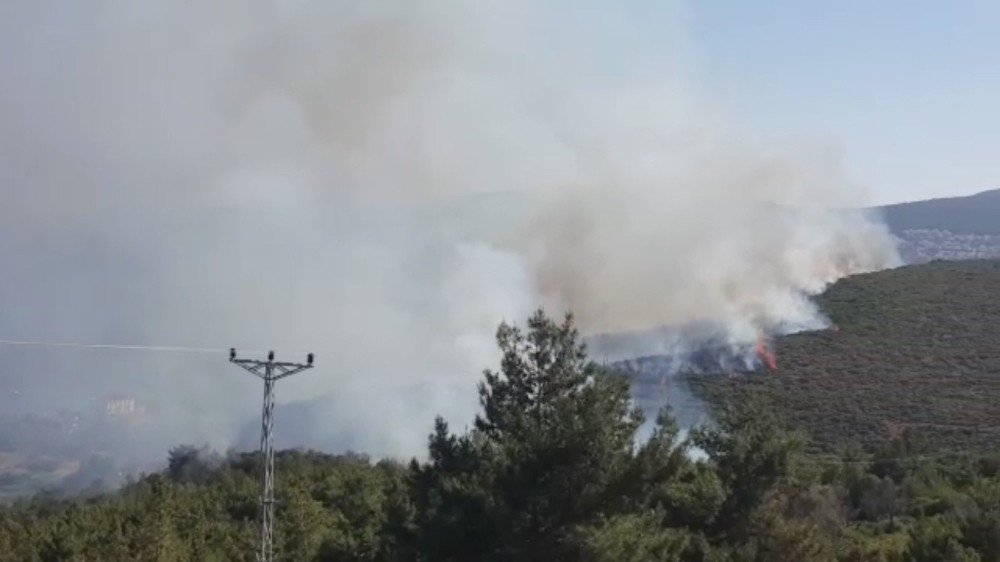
0, 339, 260, 354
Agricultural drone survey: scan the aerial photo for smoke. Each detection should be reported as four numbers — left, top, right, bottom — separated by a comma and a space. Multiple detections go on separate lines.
0, 1, 897, 464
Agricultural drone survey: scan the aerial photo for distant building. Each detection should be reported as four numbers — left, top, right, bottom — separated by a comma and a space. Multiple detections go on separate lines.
103, 394, 147, 425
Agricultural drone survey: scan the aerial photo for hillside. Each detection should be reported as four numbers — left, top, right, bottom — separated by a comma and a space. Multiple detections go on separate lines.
689, 260, 1000, 454
880, 189, 1000, 235
878, 189, 1000, 262
4, 312, 1000, 561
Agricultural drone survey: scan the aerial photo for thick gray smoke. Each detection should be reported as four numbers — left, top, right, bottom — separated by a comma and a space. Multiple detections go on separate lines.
0, 1, 898, 466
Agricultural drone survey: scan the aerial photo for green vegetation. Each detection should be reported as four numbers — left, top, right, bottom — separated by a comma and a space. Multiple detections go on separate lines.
690, 259, 1000, 455
1, 309, 1000, 560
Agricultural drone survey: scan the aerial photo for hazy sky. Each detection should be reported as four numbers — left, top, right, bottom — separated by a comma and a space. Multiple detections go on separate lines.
686, 0, 999, 204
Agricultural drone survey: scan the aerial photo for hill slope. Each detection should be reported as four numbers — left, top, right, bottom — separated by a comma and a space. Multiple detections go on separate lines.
689, 260, 1000, 454
880, 189, 1000, 235
878, 189, 1000, 263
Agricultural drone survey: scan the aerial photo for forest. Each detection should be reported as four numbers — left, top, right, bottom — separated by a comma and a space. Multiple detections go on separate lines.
690, 260, 1000, 455
0, 309, 998, 561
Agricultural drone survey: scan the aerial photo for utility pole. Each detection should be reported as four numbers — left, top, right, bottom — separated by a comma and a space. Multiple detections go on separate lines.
230, 348, 314, 562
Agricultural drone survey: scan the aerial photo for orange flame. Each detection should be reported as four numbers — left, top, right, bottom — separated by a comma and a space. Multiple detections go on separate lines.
755, 337, 777, 372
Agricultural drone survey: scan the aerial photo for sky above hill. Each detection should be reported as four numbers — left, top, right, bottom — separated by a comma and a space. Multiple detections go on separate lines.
685, 0, 999, 204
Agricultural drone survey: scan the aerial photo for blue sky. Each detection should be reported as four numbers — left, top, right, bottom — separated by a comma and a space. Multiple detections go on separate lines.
684, 1, 999, 204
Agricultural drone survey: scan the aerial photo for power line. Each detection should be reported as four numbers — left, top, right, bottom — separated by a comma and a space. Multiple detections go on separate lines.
0, 339, 227, 353
0, 339, 273, 355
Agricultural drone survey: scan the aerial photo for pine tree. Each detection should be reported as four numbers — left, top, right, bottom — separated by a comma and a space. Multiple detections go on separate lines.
411, 310, 642, 561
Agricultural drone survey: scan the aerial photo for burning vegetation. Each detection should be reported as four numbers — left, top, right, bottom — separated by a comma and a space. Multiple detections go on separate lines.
755, 336, 778, 372
688, 259, 1000, 455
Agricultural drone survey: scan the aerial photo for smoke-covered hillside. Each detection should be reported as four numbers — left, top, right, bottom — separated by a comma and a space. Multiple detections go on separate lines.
689, 259, 1000, 454
0, 0, 897, 473
4, 309, 1000, 561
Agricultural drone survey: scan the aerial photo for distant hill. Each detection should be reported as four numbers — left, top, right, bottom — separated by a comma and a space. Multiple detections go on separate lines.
688, 260, 1000, 454
877, 189, 1000, 263
880, 189, 1000, 234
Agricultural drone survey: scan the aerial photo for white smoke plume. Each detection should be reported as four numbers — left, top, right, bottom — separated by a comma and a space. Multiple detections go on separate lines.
0, 1, 897, 462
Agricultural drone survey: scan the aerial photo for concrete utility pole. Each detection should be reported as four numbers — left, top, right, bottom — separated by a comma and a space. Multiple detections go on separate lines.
230, 348, 314, 562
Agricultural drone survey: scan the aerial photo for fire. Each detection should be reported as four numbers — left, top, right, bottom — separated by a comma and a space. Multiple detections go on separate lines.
755, 337, 777, 372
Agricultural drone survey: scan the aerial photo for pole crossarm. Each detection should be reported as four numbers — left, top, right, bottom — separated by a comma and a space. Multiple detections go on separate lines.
229, 358, 312, 381
228, 349, 314, 562
273, 363, 311, 380
230, 359, 268, 379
